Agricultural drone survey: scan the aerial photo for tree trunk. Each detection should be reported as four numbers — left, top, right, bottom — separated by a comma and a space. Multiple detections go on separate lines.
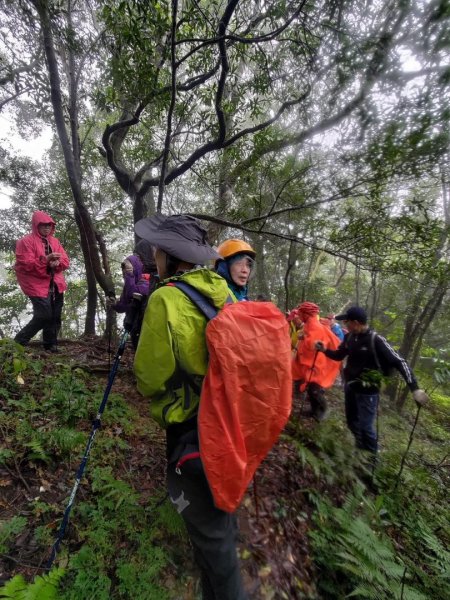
301, 250, 316, 302
35, 0, 115, 335
249, 234, 269, 300
84, 260, 97, 335
284, 241, 296, 311
354, 263, 361, 305
395, 282, 448, 410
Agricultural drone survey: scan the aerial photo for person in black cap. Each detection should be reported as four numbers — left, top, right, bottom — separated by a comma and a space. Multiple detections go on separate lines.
315, 305, 429, 454
133, 214, 247, 600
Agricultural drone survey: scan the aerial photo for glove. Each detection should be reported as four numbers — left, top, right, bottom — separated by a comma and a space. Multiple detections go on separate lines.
412, 389, 429, 407
121, 259, 133, 275
106, 296, 116, 308
315, 341, 325, 352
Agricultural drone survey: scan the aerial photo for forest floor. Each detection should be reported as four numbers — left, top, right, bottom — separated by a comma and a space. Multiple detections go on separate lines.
0, 337, 448, 599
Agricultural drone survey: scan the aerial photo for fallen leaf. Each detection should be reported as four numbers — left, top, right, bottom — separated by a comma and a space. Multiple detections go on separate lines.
258, 564, 272, 578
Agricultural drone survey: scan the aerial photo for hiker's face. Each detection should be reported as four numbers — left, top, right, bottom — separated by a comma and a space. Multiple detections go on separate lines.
229, 255, 254, 286
344, 319, 365, 333
293, 315, 303, 328
38, 223, 52, 237
154, 248, 168, 279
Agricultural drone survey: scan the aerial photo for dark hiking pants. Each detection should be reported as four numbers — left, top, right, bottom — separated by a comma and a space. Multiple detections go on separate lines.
167, 442, 247, 600
307, 382, 327, 419
15, 290, 64, 349
344, 384, 379, 453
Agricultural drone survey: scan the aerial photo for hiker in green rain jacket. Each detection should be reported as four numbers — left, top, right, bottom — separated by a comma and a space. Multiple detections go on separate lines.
135, 266, 229, 427
134, 214, 248, 600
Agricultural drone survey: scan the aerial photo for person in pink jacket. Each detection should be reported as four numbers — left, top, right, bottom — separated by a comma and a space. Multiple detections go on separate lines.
14, 211, 70, 352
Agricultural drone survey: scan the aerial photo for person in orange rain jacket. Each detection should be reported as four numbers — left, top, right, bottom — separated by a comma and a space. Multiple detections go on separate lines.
292, 301, 341, 420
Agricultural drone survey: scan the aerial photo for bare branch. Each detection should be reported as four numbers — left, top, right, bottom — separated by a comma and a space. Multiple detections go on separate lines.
175, 1, 306, 67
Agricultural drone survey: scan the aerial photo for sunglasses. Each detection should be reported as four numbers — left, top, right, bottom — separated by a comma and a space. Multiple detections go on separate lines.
231, 256, 255, 269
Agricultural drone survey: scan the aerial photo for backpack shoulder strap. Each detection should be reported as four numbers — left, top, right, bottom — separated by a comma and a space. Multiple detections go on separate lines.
370, 330, 382, 371
345, 332, 353, 349
169, 281, 218, 321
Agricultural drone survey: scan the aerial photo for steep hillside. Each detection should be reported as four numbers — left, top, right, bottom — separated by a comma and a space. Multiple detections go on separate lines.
0, 339, 448, 599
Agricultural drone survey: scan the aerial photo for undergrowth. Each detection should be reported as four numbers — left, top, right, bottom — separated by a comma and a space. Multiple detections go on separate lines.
289, 383, 450, 600
1, 339, 448, 598
0, 340, 191, 599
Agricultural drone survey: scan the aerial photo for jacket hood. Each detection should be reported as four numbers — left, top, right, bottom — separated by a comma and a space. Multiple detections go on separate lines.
31, 211, 56, 236
126, 254, 144, 280
164, 267, 231, 310
216, 260, 248, 301
134, 239, 157, 272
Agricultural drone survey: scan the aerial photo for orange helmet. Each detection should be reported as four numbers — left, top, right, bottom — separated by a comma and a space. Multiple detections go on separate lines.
216, 239, 256, 260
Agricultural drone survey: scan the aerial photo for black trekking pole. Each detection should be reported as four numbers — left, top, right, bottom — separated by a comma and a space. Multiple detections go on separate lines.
300, 349, 319, 417
46, 329, 129, 570
393, 404, 422, 492
106, 293, 116, 370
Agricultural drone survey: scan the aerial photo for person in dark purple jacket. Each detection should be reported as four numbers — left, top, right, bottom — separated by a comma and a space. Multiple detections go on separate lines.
114, 255, 149, 312
108, 253, 153, 348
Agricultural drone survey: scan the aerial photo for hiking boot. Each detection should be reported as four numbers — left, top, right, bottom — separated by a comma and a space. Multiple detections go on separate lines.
313, 408, 329, 422
44, 345, 59, 353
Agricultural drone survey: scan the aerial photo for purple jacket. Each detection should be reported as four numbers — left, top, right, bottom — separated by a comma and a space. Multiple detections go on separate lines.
114, 254, 150, 313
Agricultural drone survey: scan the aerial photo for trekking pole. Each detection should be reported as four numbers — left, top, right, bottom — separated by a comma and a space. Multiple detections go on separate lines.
300, 349, 319, 417
252, 473, 260, 523
46, 329, 129, 570
107, 302, 113, 370
393, 404, 422, 492
371, 401, 380, 480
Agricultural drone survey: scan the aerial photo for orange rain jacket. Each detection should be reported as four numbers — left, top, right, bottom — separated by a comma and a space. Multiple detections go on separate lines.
292, 316, 341, 390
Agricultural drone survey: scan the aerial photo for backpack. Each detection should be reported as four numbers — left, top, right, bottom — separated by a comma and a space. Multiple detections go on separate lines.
346, 330, 391, 376
172, 281, 292, 513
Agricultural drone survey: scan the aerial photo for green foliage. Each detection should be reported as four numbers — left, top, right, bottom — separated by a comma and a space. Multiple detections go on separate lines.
115, 537, 169, 600
358, 368, 388, 388
57, 467, 187, 599
285, 414, 360, 486
59, 546, 112, 600
433, 358, 450, 387
152, 498, 187, 539
310, 490, 428, 599
0, 447, 14, 465
0, 569, 65, 600
0, 516, 27, 554
303, 389, 450, 600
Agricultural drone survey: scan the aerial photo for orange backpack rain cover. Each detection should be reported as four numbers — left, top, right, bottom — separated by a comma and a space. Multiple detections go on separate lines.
198, 301, 292, 513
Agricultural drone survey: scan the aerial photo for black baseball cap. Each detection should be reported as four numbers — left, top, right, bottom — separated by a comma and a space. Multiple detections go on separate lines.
335, 306, 367, 324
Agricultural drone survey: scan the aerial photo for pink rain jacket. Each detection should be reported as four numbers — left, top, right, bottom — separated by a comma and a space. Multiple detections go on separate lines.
14, 211, 70, 297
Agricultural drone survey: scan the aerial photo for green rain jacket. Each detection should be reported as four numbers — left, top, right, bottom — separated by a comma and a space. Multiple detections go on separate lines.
134, 267, 232, 428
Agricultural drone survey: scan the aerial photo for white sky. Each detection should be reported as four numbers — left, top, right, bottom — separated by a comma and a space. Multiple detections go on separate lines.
0, 112, 53, 209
